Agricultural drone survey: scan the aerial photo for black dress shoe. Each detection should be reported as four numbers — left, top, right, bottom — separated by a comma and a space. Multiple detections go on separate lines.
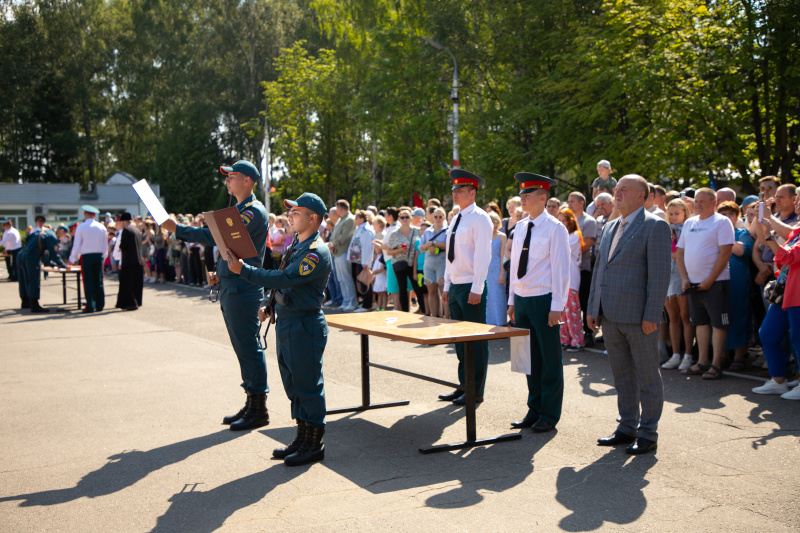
438, 389, 462, 401
584, 335, 595, 348
532, 419, 555, 433
452, 394, 483, 405
597, 431, 636, 446
626, 437, 657, 455
511, 415, 538, 429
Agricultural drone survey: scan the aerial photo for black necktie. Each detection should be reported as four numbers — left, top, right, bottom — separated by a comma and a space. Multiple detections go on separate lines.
517, 221, 534, 278
447, 214, 462, 263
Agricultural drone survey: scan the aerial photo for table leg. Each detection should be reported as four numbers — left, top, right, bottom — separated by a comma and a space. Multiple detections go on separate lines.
62, 272, 67, 305
76, 272, 82, 310
464, 340, 477, 442
326, 333, 410, 415
419, 340, 521, 454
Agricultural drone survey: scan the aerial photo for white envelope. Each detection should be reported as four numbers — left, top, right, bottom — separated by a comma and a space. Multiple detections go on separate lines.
510, 334, 531, 375
132, 179, 169, 224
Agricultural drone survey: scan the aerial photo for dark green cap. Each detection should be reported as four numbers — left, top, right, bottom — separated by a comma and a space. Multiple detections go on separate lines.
283, 192, 327, 217
220, 160, 260, 182
450, 169, 485, 190
514, 172, 556, 194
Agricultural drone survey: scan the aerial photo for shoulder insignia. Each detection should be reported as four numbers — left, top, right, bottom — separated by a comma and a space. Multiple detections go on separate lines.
309, 237, 323, 250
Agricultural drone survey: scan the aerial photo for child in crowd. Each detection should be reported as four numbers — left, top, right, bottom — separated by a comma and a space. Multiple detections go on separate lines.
372, 241, 388, 311
662, 199, 695, 370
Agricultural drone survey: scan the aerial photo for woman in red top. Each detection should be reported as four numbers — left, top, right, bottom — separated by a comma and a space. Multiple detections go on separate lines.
752, 192, 800, 400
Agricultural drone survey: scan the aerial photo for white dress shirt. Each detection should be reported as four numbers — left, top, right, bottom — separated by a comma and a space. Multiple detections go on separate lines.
0, 227, 22, 251
69, 217, 109, 263
507, 211, 571, 312
443, 202, 493, 293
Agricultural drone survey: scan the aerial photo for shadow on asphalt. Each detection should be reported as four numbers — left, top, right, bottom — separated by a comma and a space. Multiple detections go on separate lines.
0, 430, 245, 507
556, 451, 657, 531
562, 349, 800, 449
263, 404, 548, 509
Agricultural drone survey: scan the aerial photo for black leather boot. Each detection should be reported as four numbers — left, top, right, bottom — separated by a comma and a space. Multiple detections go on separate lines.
229, 393, 269, 431
284, 422, 324, 466
222, 395, 251, 425
273, 420, 306, 459
21, 298, 30, 309
30, 299, 50, 313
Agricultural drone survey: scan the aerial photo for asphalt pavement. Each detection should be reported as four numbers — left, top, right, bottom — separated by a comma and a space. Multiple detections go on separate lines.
0, 269, 797, 532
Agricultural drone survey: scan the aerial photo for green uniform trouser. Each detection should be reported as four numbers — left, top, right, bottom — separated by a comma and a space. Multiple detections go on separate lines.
275, 310, 327, 426
514, 293, 563, 426
81, 253, 105, 312
448, 282, 489, 396
17, 250, 40, 301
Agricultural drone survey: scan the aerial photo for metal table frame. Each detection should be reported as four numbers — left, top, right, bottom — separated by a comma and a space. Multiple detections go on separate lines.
43, 267, 82, 310
325, 311, 528, 454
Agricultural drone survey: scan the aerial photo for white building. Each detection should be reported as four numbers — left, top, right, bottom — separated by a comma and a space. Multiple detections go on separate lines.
0, 172, 162, 229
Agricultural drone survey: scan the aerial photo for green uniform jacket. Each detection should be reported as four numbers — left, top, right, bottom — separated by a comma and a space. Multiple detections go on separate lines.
239, 232, 332, 315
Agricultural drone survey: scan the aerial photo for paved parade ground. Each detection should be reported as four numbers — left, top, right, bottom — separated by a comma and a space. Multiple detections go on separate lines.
1, 270, 798, 532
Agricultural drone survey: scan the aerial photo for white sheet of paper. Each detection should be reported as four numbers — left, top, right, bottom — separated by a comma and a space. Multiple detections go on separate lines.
132, 179, 169, 224
510, 334, 532, 375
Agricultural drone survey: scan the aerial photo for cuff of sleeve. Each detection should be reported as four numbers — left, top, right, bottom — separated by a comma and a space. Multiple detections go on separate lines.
470, 281, 484, 295
443, 280, 451, 292
550, 299, 566, 312
239, 264, 252, 280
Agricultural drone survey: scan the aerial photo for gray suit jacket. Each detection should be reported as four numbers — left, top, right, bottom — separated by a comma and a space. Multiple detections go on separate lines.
587, 208, 671, 324
329, 213, 355, 257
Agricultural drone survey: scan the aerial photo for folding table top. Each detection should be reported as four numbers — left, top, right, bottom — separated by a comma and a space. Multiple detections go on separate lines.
325, 310, 528, 345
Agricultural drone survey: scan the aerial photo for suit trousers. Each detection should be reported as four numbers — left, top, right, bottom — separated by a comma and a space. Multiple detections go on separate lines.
514, 293, 564, 426
601, 317, 664, 441
81, 253, 105, 312
448, 282, 489, 396
333, 252, 357, 308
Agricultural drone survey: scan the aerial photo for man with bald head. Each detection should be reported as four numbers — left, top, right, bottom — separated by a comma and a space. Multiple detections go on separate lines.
716, 187, 737, 207
587, 175, 671, 455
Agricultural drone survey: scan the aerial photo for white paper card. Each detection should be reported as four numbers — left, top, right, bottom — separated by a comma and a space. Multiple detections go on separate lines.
510, 334, 531, 375
132, 179, 169, 224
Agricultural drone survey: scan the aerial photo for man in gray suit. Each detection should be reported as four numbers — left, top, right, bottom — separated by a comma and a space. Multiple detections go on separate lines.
328, 199, 357, 311
587, 175, 671, 455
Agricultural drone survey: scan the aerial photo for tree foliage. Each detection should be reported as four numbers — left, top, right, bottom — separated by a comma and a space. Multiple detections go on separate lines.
1, 0, 797, 213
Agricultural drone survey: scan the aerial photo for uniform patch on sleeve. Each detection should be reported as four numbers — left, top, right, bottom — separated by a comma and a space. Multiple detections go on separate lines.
306, 252, 319, 262
240, 212, 252, 225
299, 256, 317, 276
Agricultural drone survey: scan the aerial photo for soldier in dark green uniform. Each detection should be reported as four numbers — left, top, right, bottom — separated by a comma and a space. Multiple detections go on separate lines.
226, 192, 332, 467
17, 227, 68, 313
161, 160, 270, 431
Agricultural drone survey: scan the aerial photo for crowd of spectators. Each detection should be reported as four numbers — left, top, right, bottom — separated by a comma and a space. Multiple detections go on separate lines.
3, 164, 798, 402
312, 167, 800, 402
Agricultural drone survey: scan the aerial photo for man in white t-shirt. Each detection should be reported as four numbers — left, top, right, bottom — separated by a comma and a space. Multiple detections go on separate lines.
676, 188, 734, 380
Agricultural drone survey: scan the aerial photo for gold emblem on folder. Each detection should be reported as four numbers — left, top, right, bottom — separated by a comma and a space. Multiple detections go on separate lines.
226, 218, 233, 226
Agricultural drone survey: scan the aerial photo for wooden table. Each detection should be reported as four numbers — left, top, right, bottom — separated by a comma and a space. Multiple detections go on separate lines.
325, 310, 529, 454
42, 266, 82, 310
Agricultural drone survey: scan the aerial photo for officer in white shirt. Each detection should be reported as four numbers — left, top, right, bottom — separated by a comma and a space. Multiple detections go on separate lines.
1, 219, 22, 281
507, 173, 571, 433
439, 169, 494, 405
69, 205, 109, 313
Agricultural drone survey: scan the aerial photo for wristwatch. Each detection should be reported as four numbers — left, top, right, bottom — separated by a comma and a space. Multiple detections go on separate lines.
764, 235, 774, 242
